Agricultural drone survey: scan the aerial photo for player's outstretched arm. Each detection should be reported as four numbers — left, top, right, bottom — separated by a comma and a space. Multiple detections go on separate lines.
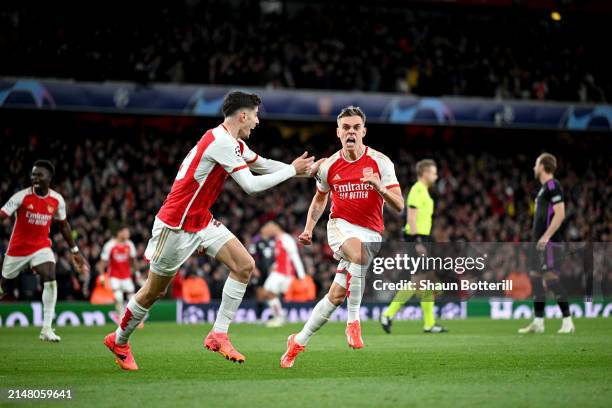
241, 142, 322, 178
298, 190, 329, 245
231, 152, 315, 195
58, 219, 90, 274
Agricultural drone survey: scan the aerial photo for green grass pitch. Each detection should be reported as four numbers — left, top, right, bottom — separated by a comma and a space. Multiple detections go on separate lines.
1, 318, 611, 407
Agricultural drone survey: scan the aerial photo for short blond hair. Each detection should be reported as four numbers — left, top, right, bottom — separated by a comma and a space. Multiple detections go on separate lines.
416, 159, 436, 177
537, 153, 557, 174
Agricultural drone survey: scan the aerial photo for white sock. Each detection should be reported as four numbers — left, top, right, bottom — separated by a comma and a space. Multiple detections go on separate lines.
114, 290, 125, 317
42, 281, 57, 330
346, 263, 365, 323
534, 317, 544, 326
213, 277, 247, 333
295, 295, 338, 346
268, 297, 283, 319
115, 298, 149, 344
562, 316, 573, 325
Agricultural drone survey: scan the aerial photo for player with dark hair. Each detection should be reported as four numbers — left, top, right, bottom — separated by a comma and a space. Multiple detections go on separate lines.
0, 160, 90, 341
281, 106, 404, 368
103, 91, 322, 370
519, 153, 575, 334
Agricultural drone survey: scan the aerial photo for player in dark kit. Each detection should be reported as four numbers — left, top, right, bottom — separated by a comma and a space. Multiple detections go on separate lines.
519, 153, 575, 334
248, 232, 276, 322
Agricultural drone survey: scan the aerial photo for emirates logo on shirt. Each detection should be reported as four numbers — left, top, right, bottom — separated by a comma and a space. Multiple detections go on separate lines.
332, 181, 374, 200
25, 211, 53, 226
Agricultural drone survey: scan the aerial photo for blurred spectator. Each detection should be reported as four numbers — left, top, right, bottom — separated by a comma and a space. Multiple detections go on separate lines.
284, 275, 317, 303
0, 1, 610, 102
182, 271, 211, 304
505, 271, 532, 300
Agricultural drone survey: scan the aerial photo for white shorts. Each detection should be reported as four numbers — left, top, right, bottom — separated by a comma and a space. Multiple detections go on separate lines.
263, 271, 293, 295
144, 217, 235, 276
110, 277, 135, 294
1, 247, 56, 279
326, 218, 382, 261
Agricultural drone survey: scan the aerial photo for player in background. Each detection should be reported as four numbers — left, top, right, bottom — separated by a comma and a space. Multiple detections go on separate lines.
519, 153, 575, 334
0, 160, 89, 341
380, 159, 448, 334
260, 221, 306, 328
247, 230, 276, 322
100, 226, 139, 322
281, 106, 404, 368
103, 91, 321, 370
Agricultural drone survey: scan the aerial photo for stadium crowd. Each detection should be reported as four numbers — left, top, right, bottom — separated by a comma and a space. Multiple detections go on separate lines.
0, 1, 609, 102
0, 116, 609, 302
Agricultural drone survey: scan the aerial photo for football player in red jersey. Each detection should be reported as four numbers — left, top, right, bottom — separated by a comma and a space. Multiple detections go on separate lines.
0, 160, 90, 342
103, 91, 322, 370
281, 106, 404, 368
100, 226, 139, 321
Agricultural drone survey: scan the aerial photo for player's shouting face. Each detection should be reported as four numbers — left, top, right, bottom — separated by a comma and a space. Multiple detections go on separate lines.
337, 115, 366, 153
31, 165, 51, 193
237, 106, 260, 140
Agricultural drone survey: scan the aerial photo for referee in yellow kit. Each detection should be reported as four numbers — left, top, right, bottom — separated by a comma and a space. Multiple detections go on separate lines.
380, 159, 448, 333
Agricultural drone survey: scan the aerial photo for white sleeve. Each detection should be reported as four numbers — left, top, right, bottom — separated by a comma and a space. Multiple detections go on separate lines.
315, 160, 331, 193
239, 140, 289, 175
1, 190, 27, 216
230, 165, 296, 195
100, 241, 112, 262
128, 240, 137, 258
282, 234, 305, 279
378, 155, 400, 189
53, 194, 67, 221
205, 138, 249, 174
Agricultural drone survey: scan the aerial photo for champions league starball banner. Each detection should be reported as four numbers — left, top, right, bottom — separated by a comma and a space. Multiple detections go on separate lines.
1, 78, 611, 130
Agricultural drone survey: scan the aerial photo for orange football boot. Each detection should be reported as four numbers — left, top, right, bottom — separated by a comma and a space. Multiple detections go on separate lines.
204, 331, 245, 363
280, 334, 306, 368
103, 332, 139, 371
346, 321, 364, 349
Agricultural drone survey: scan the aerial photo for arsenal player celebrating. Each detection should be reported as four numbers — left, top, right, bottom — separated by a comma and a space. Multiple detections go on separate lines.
0, 160, 90, 342
281, 106, 404, 368
103, 91, 320, 370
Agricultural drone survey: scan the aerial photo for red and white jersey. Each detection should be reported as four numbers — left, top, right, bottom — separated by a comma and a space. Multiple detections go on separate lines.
273, 233, 305, 279
1, 187, 66, 256
315, 147, 399, 233
156, 124, 259, 232
101, 239, 137, 279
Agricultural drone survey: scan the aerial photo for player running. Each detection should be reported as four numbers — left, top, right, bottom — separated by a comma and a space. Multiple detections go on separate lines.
103, 91, 320, 370
259, 221, 306, 328
281, 106, 404, 368
519, 153, 575, 334
0, 160, 89, 341
380, 159, 448, 334
100, 226, 139, 322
